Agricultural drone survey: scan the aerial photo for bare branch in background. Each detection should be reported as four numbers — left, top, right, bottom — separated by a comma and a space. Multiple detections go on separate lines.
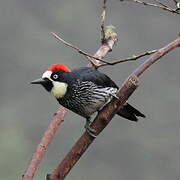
172, 0, 178, 4
153, 0, 169, 8
101, 0, 107, 43
120, 0, 180, 14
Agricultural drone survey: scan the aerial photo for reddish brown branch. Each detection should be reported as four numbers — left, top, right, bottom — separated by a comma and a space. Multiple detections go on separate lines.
47, 37, 180, 180
47, 75, 139, 180
22, 108, 67, 180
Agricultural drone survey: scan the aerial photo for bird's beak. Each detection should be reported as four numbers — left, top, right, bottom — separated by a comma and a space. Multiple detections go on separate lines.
30, 78, 48, 85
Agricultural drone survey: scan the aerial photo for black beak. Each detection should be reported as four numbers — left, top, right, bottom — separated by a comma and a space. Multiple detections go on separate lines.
31, 78, 53, 92
30, 78, 48, 85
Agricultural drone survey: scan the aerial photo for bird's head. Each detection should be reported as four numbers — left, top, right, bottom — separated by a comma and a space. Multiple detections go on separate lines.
31, 64, 71, 98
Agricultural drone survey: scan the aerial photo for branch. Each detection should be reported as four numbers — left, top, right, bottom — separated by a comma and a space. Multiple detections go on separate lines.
47, 75, 139, 180
120, 0, 180, 14
132, 37, 180, 77
47, 37, 180, 180
52, 31, 157, 68
22, 108, 67, 180
101, 0, 107, 43
97, 49, 157, 67
51, 32, 97, 67
51, 30, 118, 68
152, 0, 169, 8
172, 0, 178, 4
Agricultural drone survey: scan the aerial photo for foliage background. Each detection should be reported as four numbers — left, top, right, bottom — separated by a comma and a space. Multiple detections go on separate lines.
0, 0, 180, 179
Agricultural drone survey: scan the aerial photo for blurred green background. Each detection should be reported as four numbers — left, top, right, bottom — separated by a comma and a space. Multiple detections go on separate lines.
1, 0, 180, 179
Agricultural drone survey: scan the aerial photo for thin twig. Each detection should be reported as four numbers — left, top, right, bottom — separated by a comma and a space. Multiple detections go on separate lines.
123, 0, 180, 14
173, 0, 180, 10
153, 0, 169, 8
101, 0, 107, 43
51, 32, 157, 68
97, 49, 157, 67
51, 32, 116, 66
51, 32, 98, 67
172, 0, 178, 4
132, 38, 180, 77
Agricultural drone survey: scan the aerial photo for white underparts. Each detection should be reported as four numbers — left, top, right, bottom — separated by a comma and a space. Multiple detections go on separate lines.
42, 70, 68, 98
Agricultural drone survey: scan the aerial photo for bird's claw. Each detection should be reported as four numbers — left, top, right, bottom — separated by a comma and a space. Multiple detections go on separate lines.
112, 94, 119, 99
84, 122, 97, 138
86, 128, 97, 138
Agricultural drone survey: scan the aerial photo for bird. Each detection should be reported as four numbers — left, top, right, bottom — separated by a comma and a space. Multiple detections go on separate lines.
31, 64, 145, 137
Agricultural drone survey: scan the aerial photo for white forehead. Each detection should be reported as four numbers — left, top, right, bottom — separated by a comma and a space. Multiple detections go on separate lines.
42, 71, 52, 79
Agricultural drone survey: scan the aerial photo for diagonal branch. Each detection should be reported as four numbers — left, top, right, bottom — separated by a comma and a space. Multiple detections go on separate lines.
172, 0, 178, 4
51, 32, 97, 67
47, 37, 180, 180
152, 0, 169, 8
47, 75, 139, 180
22, 108, 67, 180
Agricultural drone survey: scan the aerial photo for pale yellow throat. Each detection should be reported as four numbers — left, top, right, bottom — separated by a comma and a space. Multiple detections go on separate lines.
51, 81, 68, 98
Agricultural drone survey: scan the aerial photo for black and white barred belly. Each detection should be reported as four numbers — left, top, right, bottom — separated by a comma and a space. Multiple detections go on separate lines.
57, 80, 118, 118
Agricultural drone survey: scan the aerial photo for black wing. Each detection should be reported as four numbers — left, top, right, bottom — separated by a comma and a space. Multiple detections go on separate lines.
71, 67, 118, 88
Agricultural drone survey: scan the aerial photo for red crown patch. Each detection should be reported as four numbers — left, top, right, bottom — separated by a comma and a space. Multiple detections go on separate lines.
47, 64, 71, 72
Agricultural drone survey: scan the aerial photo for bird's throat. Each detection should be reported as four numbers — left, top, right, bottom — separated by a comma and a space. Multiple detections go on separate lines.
51, 82, 68, 98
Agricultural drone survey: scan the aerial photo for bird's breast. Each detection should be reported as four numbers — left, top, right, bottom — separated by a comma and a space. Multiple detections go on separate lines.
57, 80, 118, 118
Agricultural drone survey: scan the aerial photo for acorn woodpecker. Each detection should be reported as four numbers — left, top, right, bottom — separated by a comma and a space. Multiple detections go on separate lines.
31, 64, 145, 137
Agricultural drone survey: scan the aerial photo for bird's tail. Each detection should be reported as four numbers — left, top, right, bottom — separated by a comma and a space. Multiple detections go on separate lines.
117, 103, 145, 122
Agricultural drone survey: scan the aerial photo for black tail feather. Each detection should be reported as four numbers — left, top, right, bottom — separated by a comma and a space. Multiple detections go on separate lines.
117, 103, 145, 122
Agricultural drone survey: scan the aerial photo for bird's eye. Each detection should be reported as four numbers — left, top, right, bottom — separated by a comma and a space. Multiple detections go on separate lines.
53, 74, 59, 79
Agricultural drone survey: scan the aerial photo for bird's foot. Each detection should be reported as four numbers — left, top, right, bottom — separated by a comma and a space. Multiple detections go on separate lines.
86, 127, 97, 138
111, 93, 119, 99
84, 120, 97, 138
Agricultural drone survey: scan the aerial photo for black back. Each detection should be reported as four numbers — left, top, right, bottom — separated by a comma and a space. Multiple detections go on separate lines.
68, 67, 118, 89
